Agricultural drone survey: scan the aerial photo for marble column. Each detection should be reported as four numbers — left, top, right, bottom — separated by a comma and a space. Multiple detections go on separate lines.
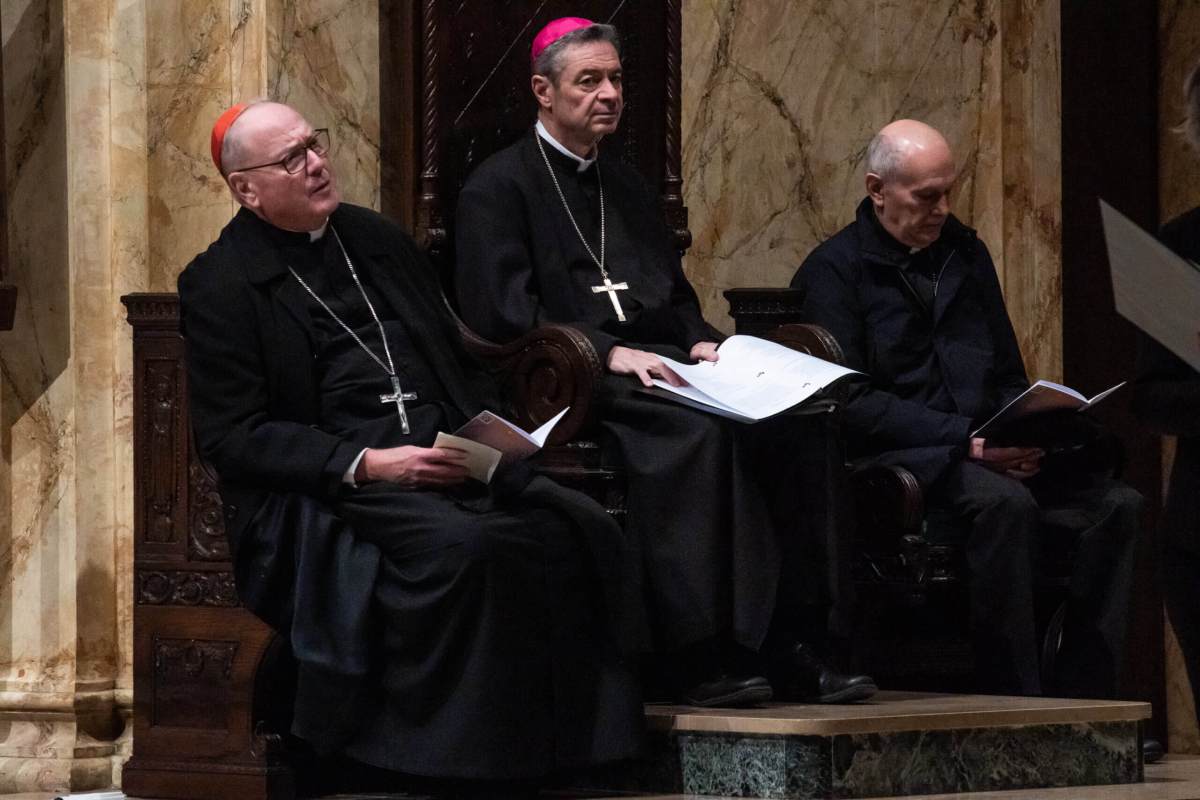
1159, 0, 1200, 758
681, 0, 1062, 381
0, 0, 378, 791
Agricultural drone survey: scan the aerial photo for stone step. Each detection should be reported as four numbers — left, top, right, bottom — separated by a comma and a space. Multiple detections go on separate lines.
574, 691, 1151, 799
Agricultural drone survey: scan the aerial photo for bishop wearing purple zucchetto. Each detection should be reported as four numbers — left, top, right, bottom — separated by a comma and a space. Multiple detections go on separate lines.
455, 17, 878, 708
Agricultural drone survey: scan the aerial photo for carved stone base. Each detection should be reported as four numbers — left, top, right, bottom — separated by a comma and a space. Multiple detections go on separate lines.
573, 692, 1149, 799
0, 708, 122, 794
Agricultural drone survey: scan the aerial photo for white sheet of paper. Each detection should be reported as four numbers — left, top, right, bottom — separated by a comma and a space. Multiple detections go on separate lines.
1101, 198, 1200, 372
651, 335, 858, 420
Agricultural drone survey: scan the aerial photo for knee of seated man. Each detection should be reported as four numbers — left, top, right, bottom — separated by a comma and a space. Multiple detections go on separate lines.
978, 473, 1041, 521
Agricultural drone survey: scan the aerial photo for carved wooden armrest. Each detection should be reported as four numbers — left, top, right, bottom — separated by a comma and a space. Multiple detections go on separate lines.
765, 322, 846, 365
723, 287, 806, 335
455, 316, 602, 445
850, 463, 925, 546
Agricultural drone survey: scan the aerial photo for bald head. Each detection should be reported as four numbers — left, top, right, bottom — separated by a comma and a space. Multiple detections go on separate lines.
220, 101, 340, 232
221, 101, 297, 174
866, 119, 953, 182
864, 120, 956, 249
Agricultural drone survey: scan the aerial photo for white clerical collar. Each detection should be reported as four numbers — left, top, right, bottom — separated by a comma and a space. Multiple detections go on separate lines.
309, 221, 329, 241
536, 120, 597, 173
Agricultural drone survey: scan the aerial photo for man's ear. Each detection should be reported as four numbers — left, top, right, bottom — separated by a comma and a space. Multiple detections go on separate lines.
227, 173, 259, 211
865, 172, 886, 209
531, 74, 554, 111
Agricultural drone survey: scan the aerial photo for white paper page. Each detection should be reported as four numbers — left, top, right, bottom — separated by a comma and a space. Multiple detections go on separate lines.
657, 335, 857, 419
529, 406, 570, 446
433, 432, 502, 483
1028, 379, 1087, 403
55, 793, 125, 800
647, 378, 749, 417
1083, 381, 1126, 408
1101, 199, 1200, 372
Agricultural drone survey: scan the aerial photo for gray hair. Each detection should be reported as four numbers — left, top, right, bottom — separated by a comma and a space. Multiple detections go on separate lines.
532, 23, 621, 84
1184, 59, 1200, 153
864, 132, 905, 181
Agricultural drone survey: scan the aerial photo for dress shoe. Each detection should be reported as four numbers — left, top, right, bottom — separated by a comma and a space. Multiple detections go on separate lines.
682, 674, 773, 708
772, 642, 877, 703
1143, 737, 1164, 764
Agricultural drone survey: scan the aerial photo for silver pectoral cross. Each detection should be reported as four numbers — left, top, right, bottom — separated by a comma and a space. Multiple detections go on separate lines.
591, 276, 630, 322
380, 374, 418, 434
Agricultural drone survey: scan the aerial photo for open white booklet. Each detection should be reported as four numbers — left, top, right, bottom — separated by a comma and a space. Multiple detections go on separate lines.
433, 407, 569, 483
645, 335, 858, 423
971, 379, 1125, 438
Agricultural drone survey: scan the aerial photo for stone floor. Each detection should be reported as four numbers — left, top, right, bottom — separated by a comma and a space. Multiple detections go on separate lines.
5, 756, 1200, 800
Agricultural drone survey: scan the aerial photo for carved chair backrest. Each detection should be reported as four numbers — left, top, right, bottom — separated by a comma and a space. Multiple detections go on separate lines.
398, 0, 689, 281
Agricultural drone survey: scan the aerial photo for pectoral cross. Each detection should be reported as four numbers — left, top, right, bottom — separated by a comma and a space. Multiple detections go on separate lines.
380, 374, 418, 434
591, 276, 630, 322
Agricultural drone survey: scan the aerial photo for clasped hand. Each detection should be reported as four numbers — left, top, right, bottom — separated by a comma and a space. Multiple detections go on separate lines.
968, 437, 1044, 480
356, 445, 470, 488
606, 342, 720, 388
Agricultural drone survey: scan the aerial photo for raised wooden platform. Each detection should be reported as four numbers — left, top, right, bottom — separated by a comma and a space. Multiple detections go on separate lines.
578, 691, 1150, 799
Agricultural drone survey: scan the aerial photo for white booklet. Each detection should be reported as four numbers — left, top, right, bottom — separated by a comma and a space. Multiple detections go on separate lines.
55, 793, 125, 800
971, 379, 1125, 438
1101, 198, 1200, 372
433, 407, 569, 483
643, 335, 858, 423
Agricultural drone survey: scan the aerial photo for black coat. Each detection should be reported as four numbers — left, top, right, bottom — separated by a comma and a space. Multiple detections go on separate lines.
180, 205, 499, 560
792, 198, 1029, 487
454, 130, 714, 360
1133, 206, 1200, 556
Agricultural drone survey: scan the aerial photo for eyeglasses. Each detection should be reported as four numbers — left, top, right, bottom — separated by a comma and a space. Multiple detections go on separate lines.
229, 129, 331, 175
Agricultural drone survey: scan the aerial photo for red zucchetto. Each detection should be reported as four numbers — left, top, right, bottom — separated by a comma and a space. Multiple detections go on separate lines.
530, 17, 594, 65
210, 102, 250, 174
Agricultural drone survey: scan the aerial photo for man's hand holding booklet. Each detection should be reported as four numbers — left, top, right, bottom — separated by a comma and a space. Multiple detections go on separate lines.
434, 407, 569, 483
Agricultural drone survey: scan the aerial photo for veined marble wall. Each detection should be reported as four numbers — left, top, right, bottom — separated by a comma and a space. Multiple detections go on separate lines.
0, 0, 378, 792
681, 0, 1063, 382
1159, 0, 1200, 758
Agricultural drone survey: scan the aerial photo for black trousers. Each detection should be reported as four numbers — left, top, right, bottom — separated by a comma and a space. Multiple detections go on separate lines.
928, 461, 1141, 697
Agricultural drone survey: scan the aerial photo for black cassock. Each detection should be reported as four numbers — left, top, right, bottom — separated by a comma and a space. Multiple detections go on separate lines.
179, 206, 643, 781
455, 131, 825, 655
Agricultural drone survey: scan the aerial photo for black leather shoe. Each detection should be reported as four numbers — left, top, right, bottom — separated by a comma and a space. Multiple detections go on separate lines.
1143, 737, 1164, 764
773, 642, 877, 703
682, 674, 773, 707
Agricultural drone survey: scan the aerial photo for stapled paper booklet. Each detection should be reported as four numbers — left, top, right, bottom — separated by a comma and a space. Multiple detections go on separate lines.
640, 335, 858, 423
433, 407, 569, 483
971, 379, 1125, 439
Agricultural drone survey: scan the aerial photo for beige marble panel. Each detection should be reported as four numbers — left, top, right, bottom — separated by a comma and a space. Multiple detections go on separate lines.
266, 0, 379, 210
0, 0, 74, 699
1160, 0, 1200, 225
145, 0, 242, 292
110, 0, 148, 741
997, 0, 1061, 383
1159, 0, 1200, 757
681, 0, 1061, 382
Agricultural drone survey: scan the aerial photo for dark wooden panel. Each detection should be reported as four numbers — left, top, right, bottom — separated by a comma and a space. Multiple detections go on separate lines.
122, 294, 292, 800
1061, 0, 1165, 741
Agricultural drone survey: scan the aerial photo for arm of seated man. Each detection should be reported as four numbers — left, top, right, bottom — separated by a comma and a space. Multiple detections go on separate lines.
605, 340, 721, 388
969, 437, 1044, 480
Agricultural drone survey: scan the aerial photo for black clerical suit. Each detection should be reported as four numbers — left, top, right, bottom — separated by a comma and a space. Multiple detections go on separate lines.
1134, 205, 1200, 723
793, 198, 1141, 696
454, 130, 825, 666
178, 203, 645, 780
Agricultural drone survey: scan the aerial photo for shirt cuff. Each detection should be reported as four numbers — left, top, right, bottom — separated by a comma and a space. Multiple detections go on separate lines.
343, 448, 368, 486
